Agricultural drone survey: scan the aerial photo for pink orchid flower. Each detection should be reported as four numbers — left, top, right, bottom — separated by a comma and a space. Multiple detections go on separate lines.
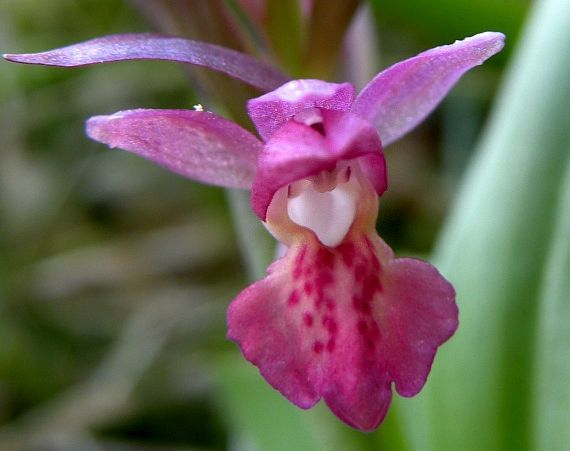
4, 31, 504, 430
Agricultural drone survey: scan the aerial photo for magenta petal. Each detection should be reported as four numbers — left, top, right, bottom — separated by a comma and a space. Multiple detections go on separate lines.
251, 109, 386, 219
3, 33, 291, 92
247, 80, 355, 141
86, 109, 262, 189
352, 32, 505, 146
228, 234, 457, 431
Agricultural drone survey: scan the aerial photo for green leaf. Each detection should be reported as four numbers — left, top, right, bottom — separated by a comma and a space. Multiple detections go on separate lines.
214, 354, 322, 451
532, 153, 570, 450
369, 0, 528, 58
403, 0, 570, 449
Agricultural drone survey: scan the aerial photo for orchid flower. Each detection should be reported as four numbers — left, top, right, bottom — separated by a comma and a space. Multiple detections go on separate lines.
4, 31, 504, 430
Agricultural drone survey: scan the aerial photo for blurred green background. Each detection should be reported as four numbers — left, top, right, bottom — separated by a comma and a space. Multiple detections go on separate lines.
2, 0, 569, 450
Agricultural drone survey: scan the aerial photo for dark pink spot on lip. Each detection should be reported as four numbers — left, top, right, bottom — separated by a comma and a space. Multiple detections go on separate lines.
337, 241, 356, 267
293, 245, 307, 279
354, 264, 366, 282
364, 235, 381, 270
313, 340, 324, 354
303, 312, 314, 327
303, 281, 313, 295
315, 271, 333, 288
376, 281, 384, 293
353, 295, 371, 314
315, 247, 335, 269
327, 338, 336, 352
369, 321, 381, 339
322, 315, 338, 334
287, 290, 300, 306
362, 274, 380, 300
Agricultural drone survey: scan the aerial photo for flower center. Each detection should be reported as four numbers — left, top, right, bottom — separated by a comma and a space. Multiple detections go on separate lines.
287, 166, 358, 247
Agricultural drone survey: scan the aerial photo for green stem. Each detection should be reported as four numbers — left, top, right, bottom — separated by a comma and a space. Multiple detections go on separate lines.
303, 0, 362, 78
266, 0, 304, 76
226, 189, 275, 282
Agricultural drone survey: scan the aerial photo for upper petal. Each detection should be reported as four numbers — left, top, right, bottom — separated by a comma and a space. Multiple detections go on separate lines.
352, 32, 505, 146
247, 79, 355, 141
251, 109, 386, 220
3, 33, 291, 92
86, 109, 262, 189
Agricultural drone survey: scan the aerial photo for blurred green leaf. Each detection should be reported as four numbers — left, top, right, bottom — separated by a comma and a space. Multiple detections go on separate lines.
532, 154, 570, 450
215, 351, 413, 451
403, 0, 570, 449
370, 0, 528, 58
226, 190, 275, 282
215, 354, 322, 451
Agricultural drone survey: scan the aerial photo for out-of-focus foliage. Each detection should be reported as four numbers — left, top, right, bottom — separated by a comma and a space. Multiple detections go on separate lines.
409, 0, 570, 450
1, 1, 243, 449
370, 0, 526, 60
6, 0, 570, 450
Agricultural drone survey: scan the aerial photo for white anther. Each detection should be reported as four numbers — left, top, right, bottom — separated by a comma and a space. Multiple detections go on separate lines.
287, 178, 357, 247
